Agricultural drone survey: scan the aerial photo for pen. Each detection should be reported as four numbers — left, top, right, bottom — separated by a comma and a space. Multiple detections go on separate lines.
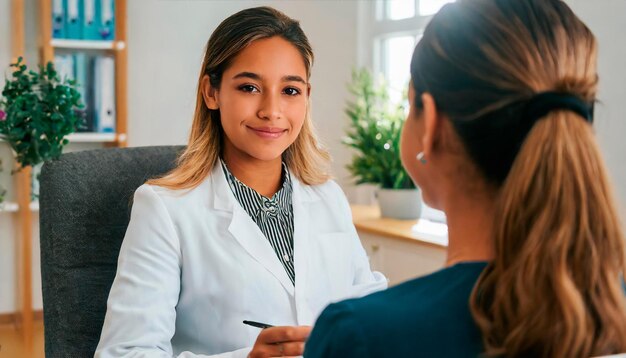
243, 320, 274, 329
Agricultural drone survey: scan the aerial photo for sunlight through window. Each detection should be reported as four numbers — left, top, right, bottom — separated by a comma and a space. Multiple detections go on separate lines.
385, 0, 415, 20
419, 0, 455, 16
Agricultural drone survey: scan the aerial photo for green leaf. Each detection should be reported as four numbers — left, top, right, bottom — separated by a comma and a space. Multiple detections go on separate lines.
0, 60, 82, 168
343, 67, 416, 190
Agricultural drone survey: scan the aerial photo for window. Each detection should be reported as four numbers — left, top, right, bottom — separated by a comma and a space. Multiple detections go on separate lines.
373, 0, 455, 87
384, 0, 415, 20
418, 0, 455, 16
367, 0, 455, 223
382, 0, 453, 20
381, 35, 416, 104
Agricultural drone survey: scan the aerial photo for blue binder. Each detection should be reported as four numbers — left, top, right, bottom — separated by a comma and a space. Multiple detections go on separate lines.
82, 0, 101, 40
99, 0, 115, 40
51, 0, 65, 39
65, 0, 83, 39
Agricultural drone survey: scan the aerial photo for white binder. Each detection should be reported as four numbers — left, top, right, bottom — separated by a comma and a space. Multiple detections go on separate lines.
54, 54, 75, 82
94, 56, 116, 133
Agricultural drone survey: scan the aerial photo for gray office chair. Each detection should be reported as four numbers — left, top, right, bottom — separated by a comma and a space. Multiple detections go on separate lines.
39, 145, 184, 358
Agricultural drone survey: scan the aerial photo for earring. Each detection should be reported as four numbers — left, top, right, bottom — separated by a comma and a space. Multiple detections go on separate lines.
416, 152, 427, 164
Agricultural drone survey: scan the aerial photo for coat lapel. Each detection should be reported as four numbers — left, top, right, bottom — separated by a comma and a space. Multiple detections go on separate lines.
228, 205, 295, 295
210, 164, 295, 296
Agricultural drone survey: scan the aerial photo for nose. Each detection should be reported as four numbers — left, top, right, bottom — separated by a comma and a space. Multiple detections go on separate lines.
257, 92, 282, 121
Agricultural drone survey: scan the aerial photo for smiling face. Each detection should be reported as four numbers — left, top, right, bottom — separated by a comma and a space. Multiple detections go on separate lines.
202, 36, 309, 164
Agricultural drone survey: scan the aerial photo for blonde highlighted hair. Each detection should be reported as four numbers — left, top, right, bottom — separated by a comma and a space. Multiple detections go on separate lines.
148, 6, 330, 190
411, 0, 626, 356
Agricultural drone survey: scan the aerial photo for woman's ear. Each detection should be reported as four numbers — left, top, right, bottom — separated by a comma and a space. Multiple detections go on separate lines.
421, 93, 438, 158
201, 75, 219, 110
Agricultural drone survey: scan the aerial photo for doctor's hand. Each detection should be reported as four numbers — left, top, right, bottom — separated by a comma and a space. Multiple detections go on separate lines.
248, 325, 312, 357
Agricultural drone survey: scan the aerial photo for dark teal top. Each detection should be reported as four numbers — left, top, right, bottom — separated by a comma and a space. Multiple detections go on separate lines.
304, 262, 488, 358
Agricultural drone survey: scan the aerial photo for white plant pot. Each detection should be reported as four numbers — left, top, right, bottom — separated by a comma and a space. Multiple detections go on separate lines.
376, 188, 422, 220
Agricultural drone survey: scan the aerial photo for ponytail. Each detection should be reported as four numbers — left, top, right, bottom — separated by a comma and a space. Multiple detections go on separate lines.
470, 111, 626, 357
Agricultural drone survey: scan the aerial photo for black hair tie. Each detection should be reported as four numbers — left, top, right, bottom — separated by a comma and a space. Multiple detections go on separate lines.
524, 91, 594, 124
447, 91, 595, 185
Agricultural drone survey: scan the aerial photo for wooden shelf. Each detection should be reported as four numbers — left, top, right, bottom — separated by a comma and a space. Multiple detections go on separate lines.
66, 132, 117, 143
50, 39, 125, 51
0, 201, 19, 213
351, 205, 448, 248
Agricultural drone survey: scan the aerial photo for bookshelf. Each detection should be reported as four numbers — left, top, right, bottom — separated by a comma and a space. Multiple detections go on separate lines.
5, 0, 128, 346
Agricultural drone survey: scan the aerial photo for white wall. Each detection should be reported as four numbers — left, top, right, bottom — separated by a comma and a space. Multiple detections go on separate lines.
0, 0, 12, 74
0, 0, 18, 314
0, 0, 15, 201
566, 0, 626, 226
126, 0, 359, 188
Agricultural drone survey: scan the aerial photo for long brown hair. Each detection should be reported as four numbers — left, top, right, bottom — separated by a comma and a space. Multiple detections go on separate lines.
411, 0, 626, 356
148, 6, 330, 189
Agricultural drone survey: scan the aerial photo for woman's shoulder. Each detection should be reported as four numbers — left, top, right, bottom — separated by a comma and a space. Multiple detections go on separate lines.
136, 176, 212, 206
306, 262, 488, 357
339, 262, 485, 313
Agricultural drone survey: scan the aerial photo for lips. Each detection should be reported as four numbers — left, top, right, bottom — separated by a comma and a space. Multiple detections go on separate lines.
247, 126, 287, 139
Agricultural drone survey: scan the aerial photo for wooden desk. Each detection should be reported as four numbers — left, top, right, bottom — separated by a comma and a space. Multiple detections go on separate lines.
351, 205, 447, 286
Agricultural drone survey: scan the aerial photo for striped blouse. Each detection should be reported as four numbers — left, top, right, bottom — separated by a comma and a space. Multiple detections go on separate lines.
220, 160, 296, 285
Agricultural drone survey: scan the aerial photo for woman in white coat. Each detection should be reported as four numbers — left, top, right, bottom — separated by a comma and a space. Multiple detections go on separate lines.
95, 6, 387, 358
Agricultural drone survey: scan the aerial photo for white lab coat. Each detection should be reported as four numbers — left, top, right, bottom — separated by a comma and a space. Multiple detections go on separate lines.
95, 163, 387, 358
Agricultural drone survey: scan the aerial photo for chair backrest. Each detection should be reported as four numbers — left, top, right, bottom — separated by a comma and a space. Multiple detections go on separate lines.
39, 145, 184, 358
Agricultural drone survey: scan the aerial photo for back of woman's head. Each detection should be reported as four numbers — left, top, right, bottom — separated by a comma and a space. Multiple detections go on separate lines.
411, 0, 626, 356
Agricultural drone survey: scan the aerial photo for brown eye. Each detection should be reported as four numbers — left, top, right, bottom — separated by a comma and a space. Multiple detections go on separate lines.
283, 87, 301, 96
239, 84, 259, 93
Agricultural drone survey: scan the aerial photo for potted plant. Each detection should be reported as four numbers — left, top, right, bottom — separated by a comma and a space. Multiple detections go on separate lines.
343, 68, 421, 220
0, 57, 83, 199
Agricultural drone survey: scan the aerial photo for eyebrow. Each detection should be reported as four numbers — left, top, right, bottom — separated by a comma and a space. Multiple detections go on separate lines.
232, 72, 307, 85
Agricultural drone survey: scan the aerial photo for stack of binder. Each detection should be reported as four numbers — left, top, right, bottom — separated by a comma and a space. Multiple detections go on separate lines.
52, 0, 115, 40
54, 54, 116, 133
